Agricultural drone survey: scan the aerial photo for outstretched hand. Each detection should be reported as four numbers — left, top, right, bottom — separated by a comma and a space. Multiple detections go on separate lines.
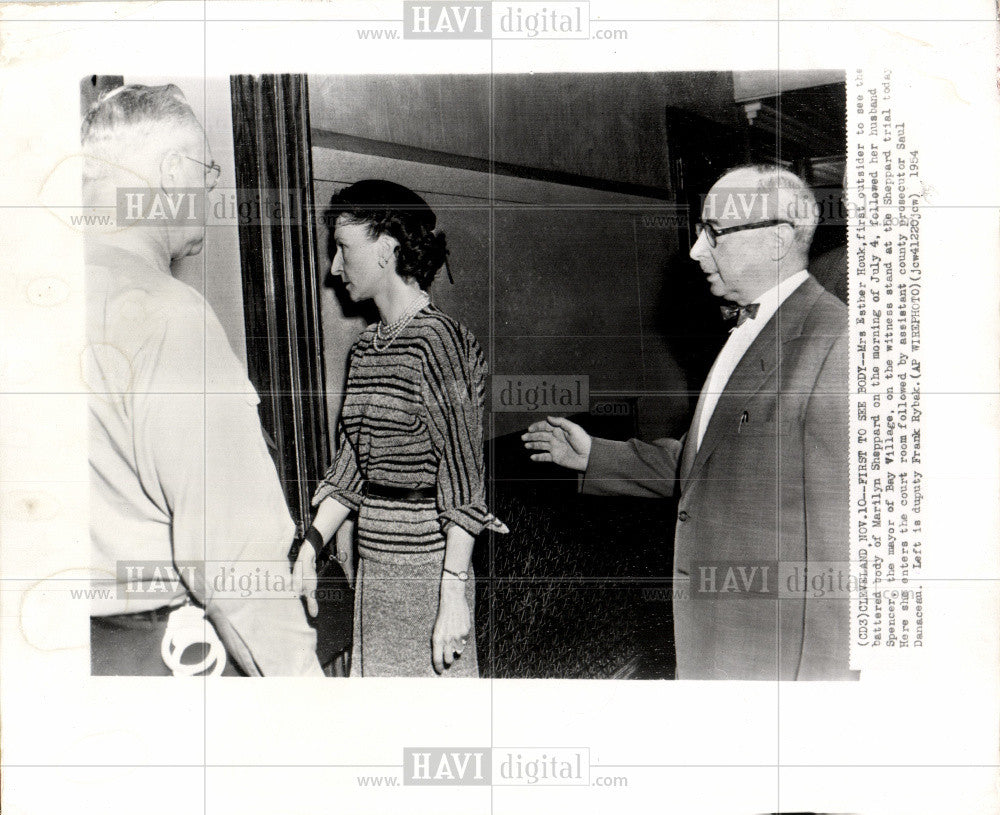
521, 416, 593, 472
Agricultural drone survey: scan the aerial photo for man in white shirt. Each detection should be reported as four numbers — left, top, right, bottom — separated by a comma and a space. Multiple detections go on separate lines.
84, 84, 322, 676
523, 164, 855, 680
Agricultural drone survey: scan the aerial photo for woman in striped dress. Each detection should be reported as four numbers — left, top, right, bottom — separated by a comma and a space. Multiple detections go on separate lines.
292, 180, 506, 677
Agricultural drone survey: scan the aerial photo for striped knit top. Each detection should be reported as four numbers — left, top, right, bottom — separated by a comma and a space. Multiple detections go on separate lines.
312, 305, 489, 550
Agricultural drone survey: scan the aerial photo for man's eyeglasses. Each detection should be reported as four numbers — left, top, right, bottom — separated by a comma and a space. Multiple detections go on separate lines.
694, 219, 794, 248
181, 154, 222, 187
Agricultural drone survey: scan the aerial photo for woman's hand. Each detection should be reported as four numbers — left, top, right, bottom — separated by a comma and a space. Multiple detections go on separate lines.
484, 513, 510, 534
333, 520, 356, 589
432, 575, 472, 674
291, 544, 318, 618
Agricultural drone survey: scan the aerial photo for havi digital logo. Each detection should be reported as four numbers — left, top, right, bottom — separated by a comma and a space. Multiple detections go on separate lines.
403, 748, 491, 785
403, 2, 491, 39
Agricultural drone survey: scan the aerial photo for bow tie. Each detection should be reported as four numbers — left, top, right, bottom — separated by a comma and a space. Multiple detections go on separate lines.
720, 302, 760, 328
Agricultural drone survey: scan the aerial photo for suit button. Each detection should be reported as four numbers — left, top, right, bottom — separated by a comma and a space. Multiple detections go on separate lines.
678, 510, 690, 522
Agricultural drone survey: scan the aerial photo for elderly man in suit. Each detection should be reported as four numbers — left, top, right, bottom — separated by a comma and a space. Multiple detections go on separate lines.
523, 164, 856, 680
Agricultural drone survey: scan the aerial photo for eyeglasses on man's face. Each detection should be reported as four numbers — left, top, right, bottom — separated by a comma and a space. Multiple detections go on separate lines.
694, 219, 794, 248
181, 154, 222, 187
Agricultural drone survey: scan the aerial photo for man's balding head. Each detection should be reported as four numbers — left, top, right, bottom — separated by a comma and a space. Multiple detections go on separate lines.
717, 164, 819, 248
82, 84, 205, 182
81, 84, 218, 260
689, 164, 818, 304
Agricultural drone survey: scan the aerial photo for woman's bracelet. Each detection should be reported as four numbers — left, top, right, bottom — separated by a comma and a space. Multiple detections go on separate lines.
303, 526, 326, 556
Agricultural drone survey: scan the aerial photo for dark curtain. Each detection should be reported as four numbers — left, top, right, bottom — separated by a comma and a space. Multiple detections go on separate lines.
229, 74, 329, 533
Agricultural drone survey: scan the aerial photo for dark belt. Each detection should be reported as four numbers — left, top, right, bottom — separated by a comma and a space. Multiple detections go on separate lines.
93, 603, 181, 628
363, 482, 436, 502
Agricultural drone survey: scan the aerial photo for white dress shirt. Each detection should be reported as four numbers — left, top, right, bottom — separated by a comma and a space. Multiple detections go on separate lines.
694, 270, 810, 450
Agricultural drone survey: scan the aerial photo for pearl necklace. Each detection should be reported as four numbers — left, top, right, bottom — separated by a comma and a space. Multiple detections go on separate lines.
372, 291, 430, 352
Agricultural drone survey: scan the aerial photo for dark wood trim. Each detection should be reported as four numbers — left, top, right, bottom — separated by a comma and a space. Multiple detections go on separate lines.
230, 74, 329, 533
311, 128, 674, 201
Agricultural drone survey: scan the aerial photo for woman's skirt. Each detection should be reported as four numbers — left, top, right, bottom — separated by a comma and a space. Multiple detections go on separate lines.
350, 555, 478, 677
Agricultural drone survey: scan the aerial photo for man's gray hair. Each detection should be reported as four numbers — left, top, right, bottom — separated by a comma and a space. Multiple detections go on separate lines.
81, 84, 200, 178
725, 163, 819, 247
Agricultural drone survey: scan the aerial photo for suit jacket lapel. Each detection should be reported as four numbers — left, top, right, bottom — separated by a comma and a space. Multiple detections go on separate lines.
680, 276, 824, 492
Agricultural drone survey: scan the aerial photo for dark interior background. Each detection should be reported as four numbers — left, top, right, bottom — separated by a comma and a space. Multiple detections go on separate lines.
83, 71, 846, 678
306, 72, 848, 678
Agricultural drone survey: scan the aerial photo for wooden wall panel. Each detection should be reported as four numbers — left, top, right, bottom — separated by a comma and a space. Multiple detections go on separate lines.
309, 72, 739, 193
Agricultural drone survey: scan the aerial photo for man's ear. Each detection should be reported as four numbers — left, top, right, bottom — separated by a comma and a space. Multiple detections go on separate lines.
159, 151, 183, 190
770, 223, 795, 261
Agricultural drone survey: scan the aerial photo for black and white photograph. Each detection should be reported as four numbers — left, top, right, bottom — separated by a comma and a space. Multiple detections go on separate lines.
82, 71, 851, 680
1, 2, 998, 813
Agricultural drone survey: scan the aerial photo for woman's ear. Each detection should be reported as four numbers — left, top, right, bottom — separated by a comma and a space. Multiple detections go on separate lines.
376, 234, 398, 268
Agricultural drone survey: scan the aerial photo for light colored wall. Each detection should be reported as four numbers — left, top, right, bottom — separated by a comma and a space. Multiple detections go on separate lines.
732, 70, 845, 103
131, 75, 247, 366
